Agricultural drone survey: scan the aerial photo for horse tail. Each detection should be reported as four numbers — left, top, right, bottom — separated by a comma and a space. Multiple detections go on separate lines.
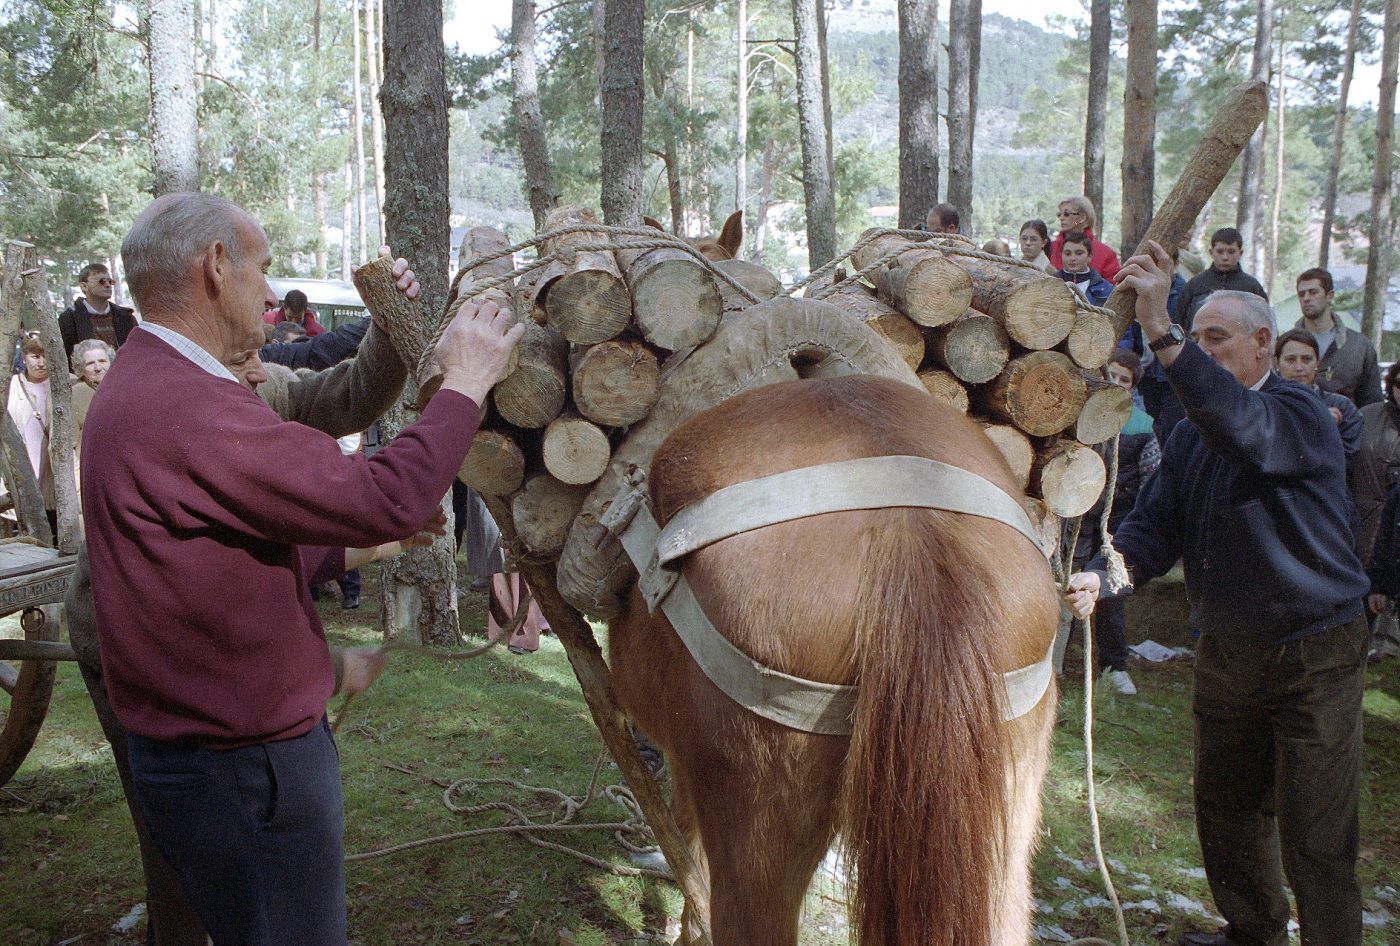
840, 510, 1010, 946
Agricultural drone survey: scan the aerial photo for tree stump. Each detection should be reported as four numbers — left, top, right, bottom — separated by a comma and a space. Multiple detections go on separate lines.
511, 474, 590, 555
983, 350, 1087, 437
850, 231, 972, 327
493, 321, 569, 428
571, 338, 661, 427
1030, 440, 1107, 518
542, 413, 612, 485
459, 430, 526, 495
926, 311, 1010, 383
537, 206, 632, 343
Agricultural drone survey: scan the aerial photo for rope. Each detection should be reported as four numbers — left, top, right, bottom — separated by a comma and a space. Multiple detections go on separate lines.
345, 750, 671, 880
425, 224, 764, 382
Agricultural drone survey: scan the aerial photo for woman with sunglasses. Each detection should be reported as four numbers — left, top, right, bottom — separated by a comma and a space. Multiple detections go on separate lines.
1048, 195, 1122, 282
59, 263, 137, 363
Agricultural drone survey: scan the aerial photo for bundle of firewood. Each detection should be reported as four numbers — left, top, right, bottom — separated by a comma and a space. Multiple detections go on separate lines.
826, 229, 1132, 527
453, 208, 783, 560
447, 214, 1129, 574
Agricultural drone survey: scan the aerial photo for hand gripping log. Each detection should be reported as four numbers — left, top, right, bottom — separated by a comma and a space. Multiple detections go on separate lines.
1104, 80, 1270, 340
352, 261, 714, 943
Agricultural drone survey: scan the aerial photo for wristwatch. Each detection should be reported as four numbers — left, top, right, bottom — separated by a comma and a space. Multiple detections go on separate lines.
1148, 324, 1185, 353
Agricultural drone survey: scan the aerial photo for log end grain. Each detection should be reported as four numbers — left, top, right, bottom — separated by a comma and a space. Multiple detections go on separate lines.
987, 350, 1088, 438
542, 414, 612, 485
545, 270, 633, 345
866, 312, 925, 370
512, 474, 590, 556
630, 254, 723, 351
1063, 309, 1118, 370
1075, 382, 1134, 446
1032, 441, 1107, 518
1000, 277, 1078, 349
917, 368, 970, 414
930, 312, 1010, 384
459, 430, 525, 495
571, 339, 661, 427
714, 258, 783, 309
978, 423, 1035, 491
899, 253, 974, 327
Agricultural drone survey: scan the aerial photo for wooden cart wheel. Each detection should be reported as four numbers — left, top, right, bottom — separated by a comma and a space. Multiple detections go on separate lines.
0, 605, 61, 787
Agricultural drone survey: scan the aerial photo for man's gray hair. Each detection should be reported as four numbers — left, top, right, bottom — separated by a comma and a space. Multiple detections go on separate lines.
120, 193, 248, 312
71, 338, 116, 373
1198, 289, 1277, 340
1059, 194, 1097, 230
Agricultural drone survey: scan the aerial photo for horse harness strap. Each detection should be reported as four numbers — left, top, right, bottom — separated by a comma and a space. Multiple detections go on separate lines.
602, 456, 1056, 736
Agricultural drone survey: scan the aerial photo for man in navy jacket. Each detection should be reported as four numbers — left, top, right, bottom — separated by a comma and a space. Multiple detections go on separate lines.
1065, 244, 1368, 946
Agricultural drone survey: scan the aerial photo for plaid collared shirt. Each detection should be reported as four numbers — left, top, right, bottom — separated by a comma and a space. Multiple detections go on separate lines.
137, 323, 238, 384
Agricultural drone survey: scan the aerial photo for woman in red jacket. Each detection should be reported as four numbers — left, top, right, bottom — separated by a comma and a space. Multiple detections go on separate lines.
1048, 195, 1121, 281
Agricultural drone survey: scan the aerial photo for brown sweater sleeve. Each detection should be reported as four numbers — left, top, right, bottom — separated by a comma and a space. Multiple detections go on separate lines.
280, 321, 408, 437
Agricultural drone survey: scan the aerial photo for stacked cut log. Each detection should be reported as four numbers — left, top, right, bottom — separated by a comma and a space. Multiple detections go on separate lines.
451, 216, 1134, 560
453, 211, 767, 557
824, 229, 1134, 520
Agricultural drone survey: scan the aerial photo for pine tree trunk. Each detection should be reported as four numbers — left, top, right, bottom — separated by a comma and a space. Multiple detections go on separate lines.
1084, 0, 1110, 218
816, 0, 835, 187
313, 171, 328, 277
512, 0, 559, 229
946, 0, 979, 231
148, 0, 199, 194
1266, 34, 1286, 296
1237, 0, 1273, 274
792, 0, 837, 268
351, 0, 369, 261
600, 0, 644, 225
366, 0, 387, 242
897, 0, 940, 229
1363, 0, 1400, 348
380, 0, 457, 646
340, 158, 353, 281
1120, 0, 1157, 258
737, 0, 748, 241
1320, 0, 1364, 269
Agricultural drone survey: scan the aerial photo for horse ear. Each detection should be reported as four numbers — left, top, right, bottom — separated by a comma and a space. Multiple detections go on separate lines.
643, 215, 667, 233
718, 211, 744, 258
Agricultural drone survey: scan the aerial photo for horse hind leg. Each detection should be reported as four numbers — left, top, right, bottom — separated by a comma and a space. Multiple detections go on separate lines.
680, 724, 845, 946
991, 691, 1057, 944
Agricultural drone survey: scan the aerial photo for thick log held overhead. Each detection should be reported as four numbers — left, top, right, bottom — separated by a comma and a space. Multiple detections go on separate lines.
850, 231, 972, 327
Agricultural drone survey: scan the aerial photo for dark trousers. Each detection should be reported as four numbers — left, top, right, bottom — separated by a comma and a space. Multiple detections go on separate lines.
336, 568, 360, 599
78, 662, 209, 946
1093, 596, 1129, 672
126, 719, 347, 946
1192, 616, 1367, 946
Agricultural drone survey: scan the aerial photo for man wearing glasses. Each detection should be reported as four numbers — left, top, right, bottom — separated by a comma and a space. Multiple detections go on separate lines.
60, 263, 138, 362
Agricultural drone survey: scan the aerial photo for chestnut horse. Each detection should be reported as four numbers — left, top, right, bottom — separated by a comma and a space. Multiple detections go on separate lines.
644, 211, 744, 261
608, 374, 1060, 946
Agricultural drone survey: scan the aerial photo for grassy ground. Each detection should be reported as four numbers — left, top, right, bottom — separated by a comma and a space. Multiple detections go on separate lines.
2, 566, 1397, 944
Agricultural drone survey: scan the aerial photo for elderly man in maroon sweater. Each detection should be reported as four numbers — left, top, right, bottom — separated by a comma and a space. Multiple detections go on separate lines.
82, 192, 522, 946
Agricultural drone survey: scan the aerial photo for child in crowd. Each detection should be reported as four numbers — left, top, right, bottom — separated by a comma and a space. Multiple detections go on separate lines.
1057, 230, 1114, 307
1065, 349, 1161, 695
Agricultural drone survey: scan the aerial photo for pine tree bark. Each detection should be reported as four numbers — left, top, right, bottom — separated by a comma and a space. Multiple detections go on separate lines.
148, 0, 199, 194
1320, 0, 1364, 269
366, 0, 387, 241
792, 0, 837, 268
351, 0, 369, 260
1237, 0, 1273, 274
1363, 0, 1400, 348
1084, 0, 1110, 218
1266, 34, 1286, 296
512, 0, 559, 230
736, 0, 749, 245
600, 0, 644, 226
380, 0, 457, 646
897, 0, 940, 229
1120, 0, 1157, 258
946, 0, 979, 232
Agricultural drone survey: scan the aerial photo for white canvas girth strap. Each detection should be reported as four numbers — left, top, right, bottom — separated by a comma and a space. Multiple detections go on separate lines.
601, 459, 1056, 735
